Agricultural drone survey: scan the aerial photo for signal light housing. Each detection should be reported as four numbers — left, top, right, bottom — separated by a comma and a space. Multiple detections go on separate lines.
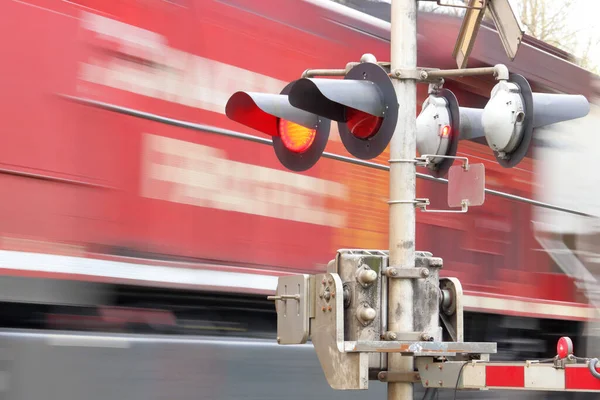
482, 73, 590, 168
288, 62, 398, 160
225, 82, 331, 172
416, 89, 461, 178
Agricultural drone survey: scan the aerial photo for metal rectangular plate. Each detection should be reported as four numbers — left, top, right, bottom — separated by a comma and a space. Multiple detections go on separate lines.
448, 163, 485, 208
452, 0, 486, 69
344, 341, 497, 356
488, 0, 525, 60
275, 274, 310, 345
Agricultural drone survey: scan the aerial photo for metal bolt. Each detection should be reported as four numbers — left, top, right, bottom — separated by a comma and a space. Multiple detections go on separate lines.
389, 268, 398, 276
395, 70, 401, 77
328, 306, 332, 312
439, 381, 443, 386
357, 305, 377, 324
277, 337, 281, 344
331, 292, 336, 298
421, 333, 433, 341
420, 70, 428, 79
384, 331, 398, 341
425, 380, 429, 386
420, 268, 430, 278
378, 371, 387, 381
357, 268, 378, 286
438, 364, 443, 370
322, 306, 326, 312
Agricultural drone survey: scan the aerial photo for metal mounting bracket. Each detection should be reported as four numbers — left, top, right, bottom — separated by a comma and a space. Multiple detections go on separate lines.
418, 198, 470, 214
377, 371, 421, 383
384, 266, 430, 279
417, 155, 469, 170
382, 331, 434, 342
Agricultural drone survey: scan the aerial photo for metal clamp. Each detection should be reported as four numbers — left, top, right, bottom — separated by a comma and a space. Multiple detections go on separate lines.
383, 331, 433, 341
388, 197, 469, 213
385, 266, 430, 279
390, 67, 444, 83
419, 199, 470, 214
377, 371, 421, 383
417, 155, 470, 170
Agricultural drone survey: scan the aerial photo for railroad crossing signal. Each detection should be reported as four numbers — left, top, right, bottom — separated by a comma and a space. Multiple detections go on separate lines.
416, 88, 460, 178
225, 62, 398, 171
482, 74, 590, 167
288, 62, 398, 160
225, 82, 331, 172
416, 73, 591, 175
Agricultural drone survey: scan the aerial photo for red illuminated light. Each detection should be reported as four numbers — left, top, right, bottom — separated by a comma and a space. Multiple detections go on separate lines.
440, 124, 451, 138
346, 108, 383, 139
557, 336, 573, 359
278, 119, 316, 154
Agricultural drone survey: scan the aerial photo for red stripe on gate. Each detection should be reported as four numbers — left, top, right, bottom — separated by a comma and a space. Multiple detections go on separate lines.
565, 366, 600, 390
486, 366, 525, 388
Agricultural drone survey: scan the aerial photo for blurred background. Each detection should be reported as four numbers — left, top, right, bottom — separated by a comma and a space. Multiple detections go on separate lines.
0, 0, 598, 398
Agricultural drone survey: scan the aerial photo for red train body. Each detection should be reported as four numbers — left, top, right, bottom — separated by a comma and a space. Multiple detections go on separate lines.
0, 0, 595, 325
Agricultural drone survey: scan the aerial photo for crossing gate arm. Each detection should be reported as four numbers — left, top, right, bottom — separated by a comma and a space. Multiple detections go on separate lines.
416, 358, 600, 392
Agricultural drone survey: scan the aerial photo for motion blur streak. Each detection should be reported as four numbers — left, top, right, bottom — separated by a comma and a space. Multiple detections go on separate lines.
141, 134, 347, 227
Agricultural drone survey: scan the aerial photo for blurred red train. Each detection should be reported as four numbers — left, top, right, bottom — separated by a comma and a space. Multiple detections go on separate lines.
0, 0, 597, 356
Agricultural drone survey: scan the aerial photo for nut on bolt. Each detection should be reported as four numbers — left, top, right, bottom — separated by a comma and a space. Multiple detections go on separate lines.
420, 268, 430, 278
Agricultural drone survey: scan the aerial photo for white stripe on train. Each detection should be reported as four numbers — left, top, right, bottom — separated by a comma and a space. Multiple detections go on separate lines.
0, 250, 594, 321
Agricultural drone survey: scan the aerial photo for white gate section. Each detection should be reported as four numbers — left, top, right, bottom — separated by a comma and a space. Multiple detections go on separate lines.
445, 362, 600, 391
0, 249, 594, 321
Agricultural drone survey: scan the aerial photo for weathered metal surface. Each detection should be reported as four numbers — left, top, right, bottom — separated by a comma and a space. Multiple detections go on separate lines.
311, 273, 369, 390
272, 274, 310, 345
439, 278, 464, 342
344, 340, 497, 356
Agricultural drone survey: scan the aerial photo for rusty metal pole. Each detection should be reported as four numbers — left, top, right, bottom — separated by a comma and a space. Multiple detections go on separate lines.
388, 0, 417, 400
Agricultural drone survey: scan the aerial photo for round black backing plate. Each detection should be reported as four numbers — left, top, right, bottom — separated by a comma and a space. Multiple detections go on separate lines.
494, 74, 534, 168
429, 88, 460, 179
273, 82, 331, 172
338, 63, 399, 160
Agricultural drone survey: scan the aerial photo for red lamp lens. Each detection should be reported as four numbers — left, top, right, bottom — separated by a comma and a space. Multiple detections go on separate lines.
557, 336, 573, 359
346, 108, 383, 139
278, 119, 316, 154
440, 125, 451, 138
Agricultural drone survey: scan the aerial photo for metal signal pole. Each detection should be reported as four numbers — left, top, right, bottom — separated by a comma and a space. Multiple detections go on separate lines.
388, 1, 418, 400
